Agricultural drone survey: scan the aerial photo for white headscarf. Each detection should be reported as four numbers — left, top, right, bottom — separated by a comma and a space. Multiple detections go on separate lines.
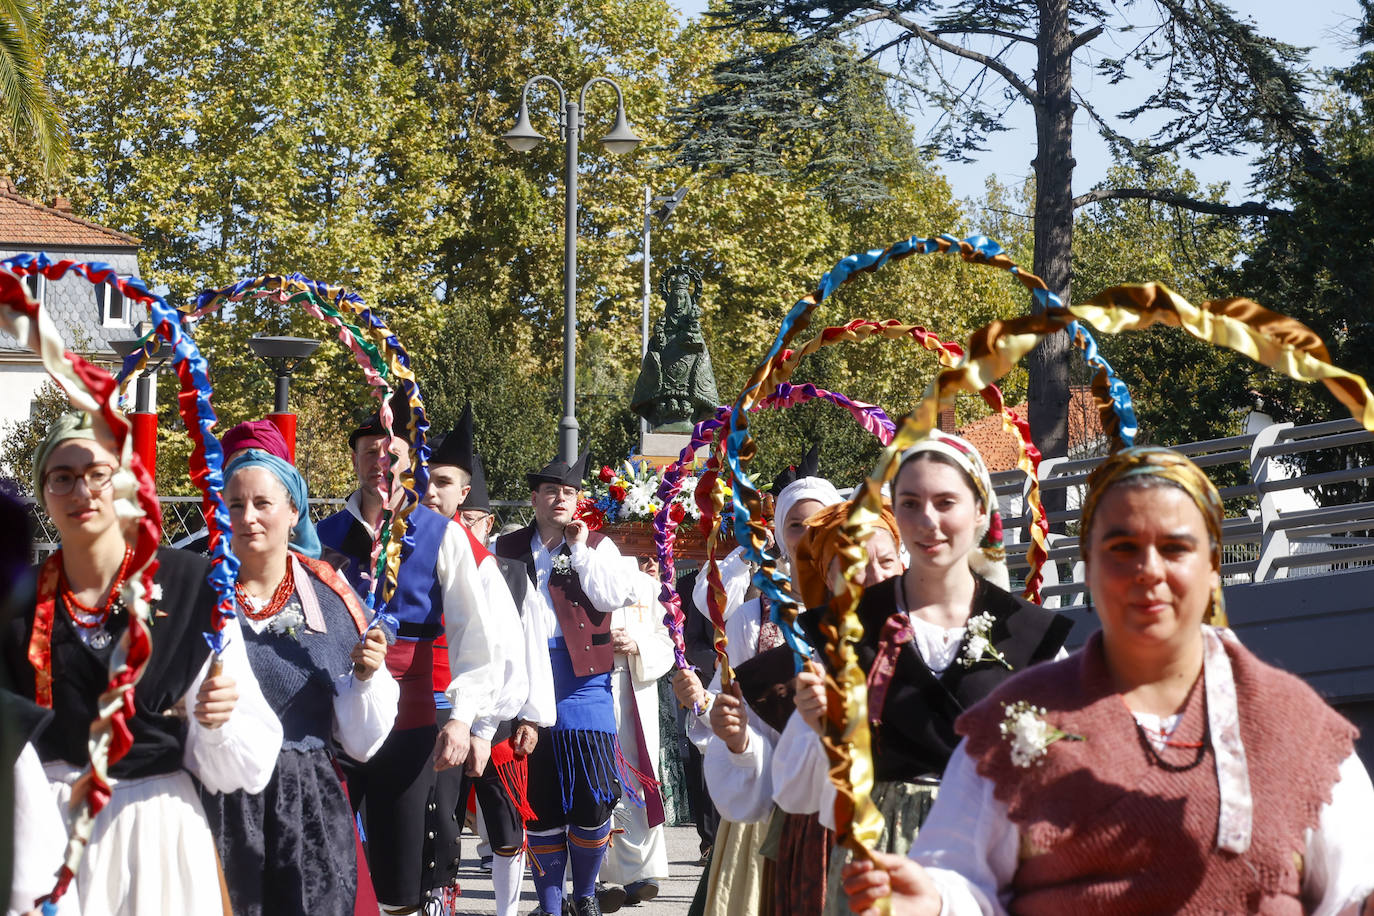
772, 476, 845, 560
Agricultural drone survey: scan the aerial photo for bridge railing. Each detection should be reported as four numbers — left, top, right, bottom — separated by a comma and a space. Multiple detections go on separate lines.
993, 417, 1374, 609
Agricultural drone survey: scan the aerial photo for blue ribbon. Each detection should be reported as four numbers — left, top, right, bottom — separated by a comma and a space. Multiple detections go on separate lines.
2, 252, 239, 654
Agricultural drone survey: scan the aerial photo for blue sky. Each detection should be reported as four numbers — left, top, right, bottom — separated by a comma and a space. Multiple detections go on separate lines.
670, 0, 1364, 203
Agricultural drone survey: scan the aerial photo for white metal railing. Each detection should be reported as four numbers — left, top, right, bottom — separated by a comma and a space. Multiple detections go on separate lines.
993, 417, 1374, 608
17, 418, 1371, 589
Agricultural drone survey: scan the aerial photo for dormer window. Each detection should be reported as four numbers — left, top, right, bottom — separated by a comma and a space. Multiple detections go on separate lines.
97, 284, 129, 328
24, 272, 44, 304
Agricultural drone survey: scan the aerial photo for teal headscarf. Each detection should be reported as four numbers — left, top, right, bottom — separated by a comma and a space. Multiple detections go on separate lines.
224, 448, 322, 559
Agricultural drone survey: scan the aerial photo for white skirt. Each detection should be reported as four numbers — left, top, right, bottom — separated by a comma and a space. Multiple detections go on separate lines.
44, 763, 227, 916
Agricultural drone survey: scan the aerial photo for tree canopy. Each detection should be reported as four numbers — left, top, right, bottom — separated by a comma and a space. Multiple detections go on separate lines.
674, 0, 1322, 467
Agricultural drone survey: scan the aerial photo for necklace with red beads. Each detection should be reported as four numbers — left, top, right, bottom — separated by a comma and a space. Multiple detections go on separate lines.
235, 562, 296, 620
59, 546, 134, 650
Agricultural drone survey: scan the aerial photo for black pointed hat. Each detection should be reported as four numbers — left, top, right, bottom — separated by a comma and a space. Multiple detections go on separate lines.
349, 387, 413, 450
430, 403, 476, 472
525, 450, 590, 490
460, 451, 491, 512
769, 443, 820, 497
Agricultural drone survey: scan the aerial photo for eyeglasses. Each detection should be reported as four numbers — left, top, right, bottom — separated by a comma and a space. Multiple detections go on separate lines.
44, 465, 116, 496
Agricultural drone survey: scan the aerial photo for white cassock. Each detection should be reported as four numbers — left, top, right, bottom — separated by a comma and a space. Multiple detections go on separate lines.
599, 561, 676, 885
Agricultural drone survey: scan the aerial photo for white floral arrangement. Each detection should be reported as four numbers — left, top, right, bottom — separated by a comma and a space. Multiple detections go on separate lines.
264, 605, 305, 640
999, 700, 1084, 768
551, 553, 573, 576
959, 613, 1012, 669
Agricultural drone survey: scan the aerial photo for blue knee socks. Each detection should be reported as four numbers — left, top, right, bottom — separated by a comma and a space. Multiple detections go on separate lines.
527, 832, 568, 913
567, 820, 613, 900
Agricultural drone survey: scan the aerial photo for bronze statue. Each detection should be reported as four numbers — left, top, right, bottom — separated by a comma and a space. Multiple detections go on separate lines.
631, 264, 719, 432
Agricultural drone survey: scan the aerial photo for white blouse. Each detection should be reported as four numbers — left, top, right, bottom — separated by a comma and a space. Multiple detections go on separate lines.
912, 739, 1374, 916
182, 614, 284, 794
693, 597, 783, 824
772, 609, 1066, 829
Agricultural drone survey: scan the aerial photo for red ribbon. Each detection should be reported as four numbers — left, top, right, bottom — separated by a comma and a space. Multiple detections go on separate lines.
865, 612, 914, 726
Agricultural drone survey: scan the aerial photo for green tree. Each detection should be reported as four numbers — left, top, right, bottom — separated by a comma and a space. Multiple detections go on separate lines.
0, 0, 68, 172
1071, 158, 1256, 449
675, 0, 1318, 469
1238, 1, 1374, 501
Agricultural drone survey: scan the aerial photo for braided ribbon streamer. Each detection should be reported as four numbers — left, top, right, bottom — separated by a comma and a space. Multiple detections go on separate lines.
188, 274, 428, 609
0, 266, 163, 914
776, 317, 1053, 603
721, 234, 1138, 896
651, 382, 896, 673
834, 271, 1374, 885
3, 253, 241, 650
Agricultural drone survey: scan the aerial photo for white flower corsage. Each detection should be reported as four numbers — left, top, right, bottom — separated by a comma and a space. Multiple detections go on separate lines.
551, 553, 573, 576
265, 606, 306, 640
959, 613, 1011, 669
999, 700, 1084, 768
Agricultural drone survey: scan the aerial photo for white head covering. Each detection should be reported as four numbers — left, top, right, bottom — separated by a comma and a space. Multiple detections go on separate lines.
772, 476, 845, 560
896, 430, 1009, 589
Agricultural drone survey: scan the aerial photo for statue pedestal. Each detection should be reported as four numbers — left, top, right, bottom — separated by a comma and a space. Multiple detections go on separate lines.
636, 430, 701, 469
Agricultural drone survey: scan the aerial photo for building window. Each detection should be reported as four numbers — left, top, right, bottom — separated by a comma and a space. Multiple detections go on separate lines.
96, 284, 128, 327
23, 272, 44, 303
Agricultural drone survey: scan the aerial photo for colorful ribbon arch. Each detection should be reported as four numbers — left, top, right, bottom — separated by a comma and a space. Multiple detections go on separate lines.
3, 252, 241, 648
0, 263, 174, 914
817, 247, 1374, 901
719, 234, 1142, 905
650, 382, 897, 678
179, 273, 428, 610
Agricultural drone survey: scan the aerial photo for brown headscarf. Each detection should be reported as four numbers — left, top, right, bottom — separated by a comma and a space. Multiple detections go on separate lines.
793, 500, 902, 608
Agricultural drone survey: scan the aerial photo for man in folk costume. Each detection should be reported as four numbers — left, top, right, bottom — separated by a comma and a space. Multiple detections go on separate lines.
315, 396, 497, 915
494, 452, 640, 916
422, 408, 556, 916
597, 555, 676, 909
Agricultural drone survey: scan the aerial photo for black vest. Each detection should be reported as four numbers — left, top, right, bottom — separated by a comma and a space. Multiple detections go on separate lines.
799, 575, 1071, 782
1, 548, 217, 778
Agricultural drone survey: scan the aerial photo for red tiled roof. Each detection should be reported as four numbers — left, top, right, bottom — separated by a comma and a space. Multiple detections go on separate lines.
958, 386, 1105, 471
0, 188, 139, 248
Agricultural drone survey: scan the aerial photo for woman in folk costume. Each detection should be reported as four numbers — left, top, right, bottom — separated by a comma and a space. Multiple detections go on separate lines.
0, 412, 282, 915
721, 500, 905, 916
843, 447, 1374, 915
690, 446, 825, 626
598, 556, 678, 908
200, 449, 398, 916
773, 430, 1070, 916
674, 457, 848, 916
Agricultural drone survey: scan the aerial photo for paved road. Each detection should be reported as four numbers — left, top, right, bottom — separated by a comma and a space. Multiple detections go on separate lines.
444, 824, 704, 914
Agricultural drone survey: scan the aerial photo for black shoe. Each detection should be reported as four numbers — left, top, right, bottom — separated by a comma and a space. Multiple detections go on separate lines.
572, 895, 605, 916
594, 882, 625, 913
623, 880, 660, 905
695, 846, 711, 867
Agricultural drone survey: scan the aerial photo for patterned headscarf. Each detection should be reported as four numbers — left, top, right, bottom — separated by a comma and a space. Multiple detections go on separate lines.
1081, 446, 1226, 626
793, 501, 903, 608
32, 410, 142, 519
224, 448, 322, 559
895, 430, 1008, 589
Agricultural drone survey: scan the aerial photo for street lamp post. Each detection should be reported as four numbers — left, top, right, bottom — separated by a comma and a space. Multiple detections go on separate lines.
503, 75, 642, 463
248, 335, 321, 461
112, 335, 167, 476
